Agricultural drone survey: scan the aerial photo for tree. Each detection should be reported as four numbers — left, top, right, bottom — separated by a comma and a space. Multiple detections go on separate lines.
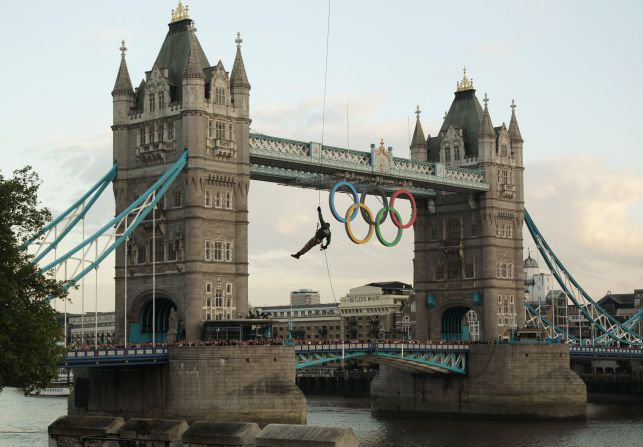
0, 167, 67, 392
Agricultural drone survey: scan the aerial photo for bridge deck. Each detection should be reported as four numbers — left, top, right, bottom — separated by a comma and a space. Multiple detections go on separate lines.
249, 133, 489, 196
60, 345, 643, 369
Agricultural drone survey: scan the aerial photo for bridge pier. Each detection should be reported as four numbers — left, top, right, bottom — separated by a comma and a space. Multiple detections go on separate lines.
371, 344, 587, 418
69, 345, 307, 426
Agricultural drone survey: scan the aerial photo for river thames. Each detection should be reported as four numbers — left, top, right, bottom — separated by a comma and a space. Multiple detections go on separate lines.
1, 388, 643, 446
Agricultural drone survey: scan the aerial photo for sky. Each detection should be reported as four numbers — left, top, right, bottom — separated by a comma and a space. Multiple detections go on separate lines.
2, 0, 642, 312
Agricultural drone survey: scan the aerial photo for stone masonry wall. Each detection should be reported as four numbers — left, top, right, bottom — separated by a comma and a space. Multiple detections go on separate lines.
166, 346, 307, 425
371, 344, 587, 418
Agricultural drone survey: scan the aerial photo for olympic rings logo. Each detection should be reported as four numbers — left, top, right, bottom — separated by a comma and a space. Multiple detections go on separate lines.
328, 180, 417, 247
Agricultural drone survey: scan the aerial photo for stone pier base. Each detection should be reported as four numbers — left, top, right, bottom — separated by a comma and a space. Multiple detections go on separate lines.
371, 344, 587, 418
69, 345, 307, 426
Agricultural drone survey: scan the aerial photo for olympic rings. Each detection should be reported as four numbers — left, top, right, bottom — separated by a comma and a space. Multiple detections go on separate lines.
375, 207, 403, 247
328, 180, 417, 247
390, 189, 417, 229
345, 203, 375, 244
329, 180, 359, 223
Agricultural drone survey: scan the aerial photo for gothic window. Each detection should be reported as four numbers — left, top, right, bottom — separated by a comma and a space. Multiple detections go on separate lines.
206, 282, 212, 294
214, 191, 221, 208
158, 92, 165, 109
137, 244, 147, 264
204, 188, 212, 207
506, 224, 513, 238
148, 126, 154, 144
464, 256, 475, 279
445, 147, 451, 163
173, 189, 182, 208
228, 123, 234, 140
224, 242, 233, 262
204, 240, 212, 261
446, 219, 461, 242
215, 87, 225, 104
435, 257, 445, 281
167, 122, 174, 140
149, 94, 155, 112
216, 121, 225, 140
224, 191, 233, 209
214, 241, 223, 261
166, 241, 177, 261
157, 124, 164, 142
502, 170, 509, 185
208, 119, 213, 138
454, 146, 460, 160
226, 283, 233, 295
139, 129, 145, 146
429, 224, 438, 240
154, 237, 164, 262
501, 144, 507, 157
447, 259, 461, 280
215, 289, 223, 307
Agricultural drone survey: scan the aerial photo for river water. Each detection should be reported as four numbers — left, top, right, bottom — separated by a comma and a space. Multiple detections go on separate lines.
1, 388, 643, 446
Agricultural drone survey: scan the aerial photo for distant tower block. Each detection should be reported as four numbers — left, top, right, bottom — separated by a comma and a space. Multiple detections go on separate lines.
290, 289, 321, 306
413, 68, 525, 342
112, 6, 251, 342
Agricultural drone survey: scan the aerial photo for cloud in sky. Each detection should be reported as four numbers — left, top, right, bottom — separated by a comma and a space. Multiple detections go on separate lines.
524, 156, 643, 298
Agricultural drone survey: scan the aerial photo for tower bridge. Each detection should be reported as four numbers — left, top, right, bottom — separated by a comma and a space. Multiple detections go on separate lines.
29, 2, 643, 424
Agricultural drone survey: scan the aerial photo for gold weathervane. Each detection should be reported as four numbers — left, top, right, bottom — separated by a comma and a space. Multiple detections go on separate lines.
456, 66, 474, 92
171, 0, 190, 23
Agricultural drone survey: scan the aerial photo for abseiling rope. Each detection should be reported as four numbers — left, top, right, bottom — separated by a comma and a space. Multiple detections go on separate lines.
318, 0, 339, 306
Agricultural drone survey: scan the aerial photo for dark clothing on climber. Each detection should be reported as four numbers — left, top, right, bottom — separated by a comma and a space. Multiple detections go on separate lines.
291, 207, 331, 259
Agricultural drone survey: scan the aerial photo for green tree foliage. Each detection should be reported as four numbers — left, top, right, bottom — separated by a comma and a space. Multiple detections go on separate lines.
0, 167, 67, 391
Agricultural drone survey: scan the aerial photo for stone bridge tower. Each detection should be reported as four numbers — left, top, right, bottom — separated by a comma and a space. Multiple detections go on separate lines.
111, 3, 250, 342
412, 69, 525, 341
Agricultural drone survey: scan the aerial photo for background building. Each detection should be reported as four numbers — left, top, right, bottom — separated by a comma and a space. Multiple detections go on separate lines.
255, 303, 340, 340
338, 282, 412, 340
290, 289, 321, 306
524, 251, 554, 305
67, 312, 116, 346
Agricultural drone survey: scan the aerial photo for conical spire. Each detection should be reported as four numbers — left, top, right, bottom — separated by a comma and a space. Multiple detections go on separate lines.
509, 99, 523, 143
230, 32, 250, 89
112, 40, 134, 95
182, 34, 204, 80
479, 92, 495, 139
411, 105, 425, 147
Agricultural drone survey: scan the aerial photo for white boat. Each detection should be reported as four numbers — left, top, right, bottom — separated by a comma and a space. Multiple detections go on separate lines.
28, 368, 72, 397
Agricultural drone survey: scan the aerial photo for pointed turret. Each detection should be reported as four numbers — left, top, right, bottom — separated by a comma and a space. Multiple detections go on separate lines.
112, 40, 134, 96
479, 93, 495, 139
230, 32, 250, 117
230, 33, 250, 90
410, 106, 427, 162
182, 37, 204, 80
112, 40, 134, 126
509, 99, 523, 143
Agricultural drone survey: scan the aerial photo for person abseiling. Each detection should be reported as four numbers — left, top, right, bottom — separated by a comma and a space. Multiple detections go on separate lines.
291, 206, 331, 259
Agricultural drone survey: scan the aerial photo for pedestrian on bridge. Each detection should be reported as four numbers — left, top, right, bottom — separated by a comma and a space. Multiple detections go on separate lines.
291, 206, 331, 259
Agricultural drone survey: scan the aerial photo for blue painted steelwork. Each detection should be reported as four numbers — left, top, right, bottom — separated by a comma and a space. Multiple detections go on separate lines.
294, 343, 469, 374
525, 210, 642, 346
25, 164, 118, 263
38, 151, 188, 298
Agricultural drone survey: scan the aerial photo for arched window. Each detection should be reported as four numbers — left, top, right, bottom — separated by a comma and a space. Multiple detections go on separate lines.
149, 94, 155, 112
158, 92, 165, 109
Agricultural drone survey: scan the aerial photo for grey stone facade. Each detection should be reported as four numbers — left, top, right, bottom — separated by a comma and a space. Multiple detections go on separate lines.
411, 72, 525, 341
111, 15, 250, 341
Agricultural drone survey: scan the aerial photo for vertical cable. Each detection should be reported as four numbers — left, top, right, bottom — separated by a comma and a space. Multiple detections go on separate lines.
81, 216, 85, 346
124, 227, 128, 349
94, 241, 98, 349
152, 203, 156, 347
317, 0, 331, 206
64, 261, 67, 349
